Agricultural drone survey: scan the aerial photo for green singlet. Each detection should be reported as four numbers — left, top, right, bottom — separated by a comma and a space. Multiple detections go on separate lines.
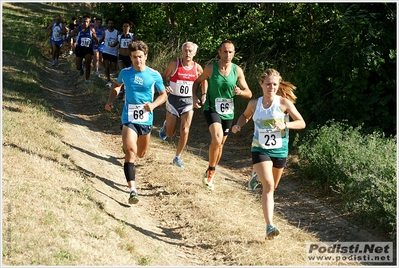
203, 62, 238, 120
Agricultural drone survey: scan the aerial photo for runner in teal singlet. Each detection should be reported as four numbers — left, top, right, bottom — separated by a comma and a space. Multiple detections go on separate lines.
232, 68, 306, 239
192, 40, 252, 191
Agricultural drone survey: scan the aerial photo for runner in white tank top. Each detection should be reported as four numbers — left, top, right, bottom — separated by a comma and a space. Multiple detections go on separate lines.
98, 18, 118, 87
46, 15, 67, 66
232, 68, 305, 240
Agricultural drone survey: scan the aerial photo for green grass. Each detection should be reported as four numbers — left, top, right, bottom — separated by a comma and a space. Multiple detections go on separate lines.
294, 120, 397, 239
2, 3, 55, 108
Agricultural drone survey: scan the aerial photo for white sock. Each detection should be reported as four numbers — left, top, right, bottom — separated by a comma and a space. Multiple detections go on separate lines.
130, 187, 136, 193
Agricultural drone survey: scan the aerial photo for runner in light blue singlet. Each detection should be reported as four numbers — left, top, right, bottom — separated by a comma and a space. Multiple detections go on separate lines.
117, 66, 165, 125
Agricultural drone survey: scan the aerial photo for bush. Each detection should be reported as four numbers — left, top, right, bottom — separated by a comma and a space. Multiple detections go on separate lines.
295, 120, 397, 239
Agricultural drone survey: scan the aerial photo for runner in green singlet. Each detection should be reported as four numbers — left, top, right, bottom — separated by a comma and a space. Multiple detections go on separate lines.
192, 40, 252, 191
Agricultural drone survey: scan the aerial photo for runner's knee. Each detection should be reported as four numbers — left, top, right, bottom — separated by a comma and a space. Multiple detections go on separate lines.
180, 125, 190, 137
211, 136, 224, 147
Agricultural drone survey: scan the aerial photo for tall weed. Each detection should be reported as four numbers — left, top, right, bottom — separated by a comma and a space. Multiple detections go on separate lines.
295, 120, 397, 239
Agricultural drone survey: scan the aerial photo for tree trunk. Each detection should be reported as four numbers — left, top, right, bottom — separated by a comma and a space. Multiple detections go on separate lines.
165, 3, 174, 51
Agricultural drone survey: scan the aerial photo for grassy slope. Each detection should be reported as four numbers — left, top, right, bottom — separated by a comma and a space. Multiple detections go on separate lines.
1, 3, 143, 265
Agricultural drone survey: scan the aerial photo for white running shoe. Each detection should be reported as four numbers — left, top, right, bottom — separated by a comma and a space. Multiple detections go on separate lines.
203, 169, 215, 191
172, 156, 185, 168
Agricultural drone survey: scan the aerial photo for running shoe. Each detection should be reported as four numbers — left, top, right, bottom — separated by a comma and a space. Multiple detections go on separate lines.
172, 156, 185, 168
79, 68, 84, 76
94, 70, 100, 76
84, 80, 89, 86
69, 50, 73, 55
128, 191, 139, 204
105, 81, 112, 87
266, 224, 280, 239
249, 170, 260, 190
55, 59, 58, 66
203, 169, 215, 191
159, 120, 167, 140
51, 60, 55, 66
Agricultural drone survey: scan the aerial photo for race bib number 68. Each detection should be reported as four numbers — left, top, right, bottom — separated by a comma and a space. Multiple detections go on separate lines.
128, 104, 149, 123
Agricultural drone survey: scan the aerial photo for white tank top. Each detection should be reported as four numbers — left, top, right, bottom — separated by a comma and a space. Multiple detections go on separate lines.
252, 96, 289, 154
102, 29, 118, 56
52, 22, 62, 41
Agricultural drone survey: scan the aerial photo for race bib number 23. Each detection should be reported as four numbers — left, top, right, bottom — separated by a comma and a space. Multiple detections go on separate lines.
128, 104, 149, 123
258, 129, 282, 149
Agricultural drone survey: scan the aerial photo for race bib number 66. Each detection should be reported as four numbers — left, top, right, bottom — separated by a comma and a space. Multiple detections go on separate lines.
128, 104, 149, 123
215, 98, 234, 115
258, 129, 282, 149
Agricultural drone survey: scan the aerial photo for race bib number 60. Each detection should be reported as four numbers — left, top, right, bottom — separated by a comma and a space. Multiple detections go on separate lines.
175, 80, 193, 97
215, 98, 234, 115
258, 129, 282, 149
128, 104, 149, 123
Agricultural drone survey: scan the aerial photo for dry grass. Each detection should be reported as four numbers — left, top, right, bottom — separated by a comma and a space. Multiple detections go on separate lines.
133, 141, 348, 266
2, 88, 146, 265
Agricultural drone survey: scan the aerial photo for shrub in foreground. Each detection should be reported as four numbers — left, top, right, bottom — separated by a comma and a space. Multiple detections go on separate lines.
295, 120, 397, 239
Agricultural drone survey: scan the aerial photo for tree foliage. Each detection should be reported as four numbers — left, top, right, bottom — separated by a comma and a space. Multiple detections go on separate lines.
94, 2, 396, 135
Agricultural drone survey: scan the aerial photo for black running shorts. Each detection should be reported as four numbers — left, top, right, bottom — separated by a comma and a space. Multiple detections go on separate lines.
251, 152, 287, 168
75, 45, 93, 58
203, 110, 233, 136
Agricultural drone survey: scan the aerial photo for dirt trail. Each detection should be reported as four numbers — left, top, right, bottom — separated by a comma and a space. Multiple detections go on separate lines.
44, 60, 202, 265
43, 56, 394, 265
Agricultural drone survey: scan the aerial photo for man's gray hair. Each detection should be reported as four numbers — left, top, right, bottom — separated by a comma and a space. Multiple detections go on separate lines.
182, 41, 198, 53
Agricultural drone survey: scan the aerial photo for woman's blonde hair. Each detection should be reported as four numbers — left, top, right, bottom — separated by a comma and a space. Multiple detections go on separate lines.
260, 68, 297, 103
